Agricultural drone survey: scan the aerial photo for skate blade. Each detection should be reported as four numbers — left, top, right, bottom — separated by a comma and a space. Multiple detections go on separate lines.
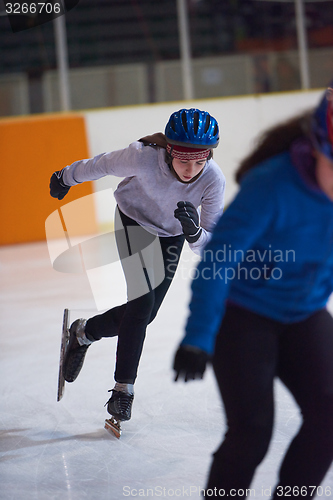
105, 417, 122, 439
57, 308, 70, 402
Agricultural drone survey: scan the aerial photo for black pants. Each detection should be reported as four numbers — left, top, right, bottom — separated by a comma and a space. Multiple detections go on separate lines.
206, 304, 333, 499
85, 208, 185, 384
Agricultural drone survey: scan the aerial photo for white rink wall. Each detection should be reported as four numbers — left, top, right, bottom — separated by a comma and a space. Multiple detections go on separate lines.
82, 89, 322, 228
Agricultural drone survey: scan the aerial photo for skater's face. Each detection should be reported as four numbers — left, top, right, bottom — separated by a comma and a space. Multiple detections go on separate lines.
172, 158, 206, 182
315, 152, 333, 201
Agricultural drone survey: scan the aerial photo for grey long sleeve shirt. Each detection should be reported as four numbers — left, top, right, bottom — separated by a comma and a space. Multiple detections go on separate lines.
63, 141, 225, 254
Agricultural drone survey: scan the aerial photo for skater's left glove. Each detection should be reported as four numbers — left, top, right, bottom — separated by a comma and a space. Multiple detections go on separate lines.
173, 345, 209, 382
174, 201, 202, 243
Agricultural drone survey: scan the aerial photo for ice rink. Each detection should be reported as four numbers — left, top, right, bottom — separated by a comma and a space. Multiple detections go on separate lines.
1, 239, 333, 499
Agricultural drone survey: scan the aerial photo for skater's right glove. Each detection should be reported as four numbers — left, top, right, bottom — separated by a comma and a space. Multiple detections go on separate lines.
173, 345, 209, 382
50, 169, 71, 200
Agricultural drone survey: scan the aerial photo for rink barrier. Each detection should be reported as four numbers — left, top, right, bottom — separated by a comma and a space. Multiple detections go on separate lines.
0, 113, 96, 245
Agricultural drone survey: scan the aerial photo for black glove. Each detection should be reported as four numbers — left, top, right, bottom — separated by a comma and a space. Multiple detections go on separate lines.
173, 345, 209, 382
174, 201, 202, 243
50, 169, 70, 200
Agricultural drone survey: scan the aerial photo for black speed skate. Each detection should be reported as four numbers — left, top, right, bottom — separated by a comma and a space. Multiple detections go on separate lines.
63, 318, 92, 383
106, 389, 134, 421
104, 388, 134, 439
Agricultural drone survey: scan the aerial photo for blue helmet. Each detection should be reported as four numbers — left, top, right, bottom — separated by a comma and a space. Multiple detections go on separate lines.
165, 108, 219, 148
311, 85, 333, 161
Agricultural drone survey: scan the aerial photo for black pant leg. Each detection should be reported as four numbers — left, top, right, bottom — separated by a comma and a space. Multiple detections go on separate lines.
148, 235, 185, 323
273, 309, 333, 498
206, 305, 280, 498
114, 235, 184, 383
85, 208, 167, 340
85, 304, 126, 341
84, 207, 184, 383
84, 207, 141, 340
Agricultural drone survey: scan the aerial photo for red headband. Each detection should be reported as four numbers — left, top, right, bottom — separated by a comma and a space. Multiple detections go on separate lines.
166, 143, 210, 161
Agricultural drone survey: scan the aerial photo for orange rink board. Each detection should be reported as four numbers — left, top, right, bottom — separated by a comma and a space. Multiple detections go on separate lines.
0, 114, 97, 245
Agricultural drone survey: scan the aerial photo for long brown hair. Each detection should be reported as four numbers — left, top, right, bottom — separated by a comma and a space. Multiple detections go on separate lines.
235, 110, 313, 184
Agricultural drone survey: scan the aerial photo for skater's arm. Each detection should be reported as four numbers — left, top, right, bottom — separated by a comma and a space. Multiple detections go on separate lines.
188, 165, 225, 255
62, 142, 152, 186
50, 142, 154, 200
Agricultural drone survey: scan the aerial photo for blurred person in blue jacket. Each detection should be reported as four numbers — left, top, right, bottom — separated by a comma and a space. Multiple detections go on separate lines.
173, 86, 333, 498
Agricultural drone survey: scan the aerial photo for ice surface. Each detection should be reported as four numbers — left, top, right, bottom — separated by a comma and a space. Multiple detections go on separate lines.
1, 241, 332, 499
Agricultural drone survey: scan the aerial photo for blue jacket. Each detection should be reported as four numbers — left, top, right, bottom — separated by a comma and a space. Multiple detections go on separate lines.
181, 152, 333, 354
